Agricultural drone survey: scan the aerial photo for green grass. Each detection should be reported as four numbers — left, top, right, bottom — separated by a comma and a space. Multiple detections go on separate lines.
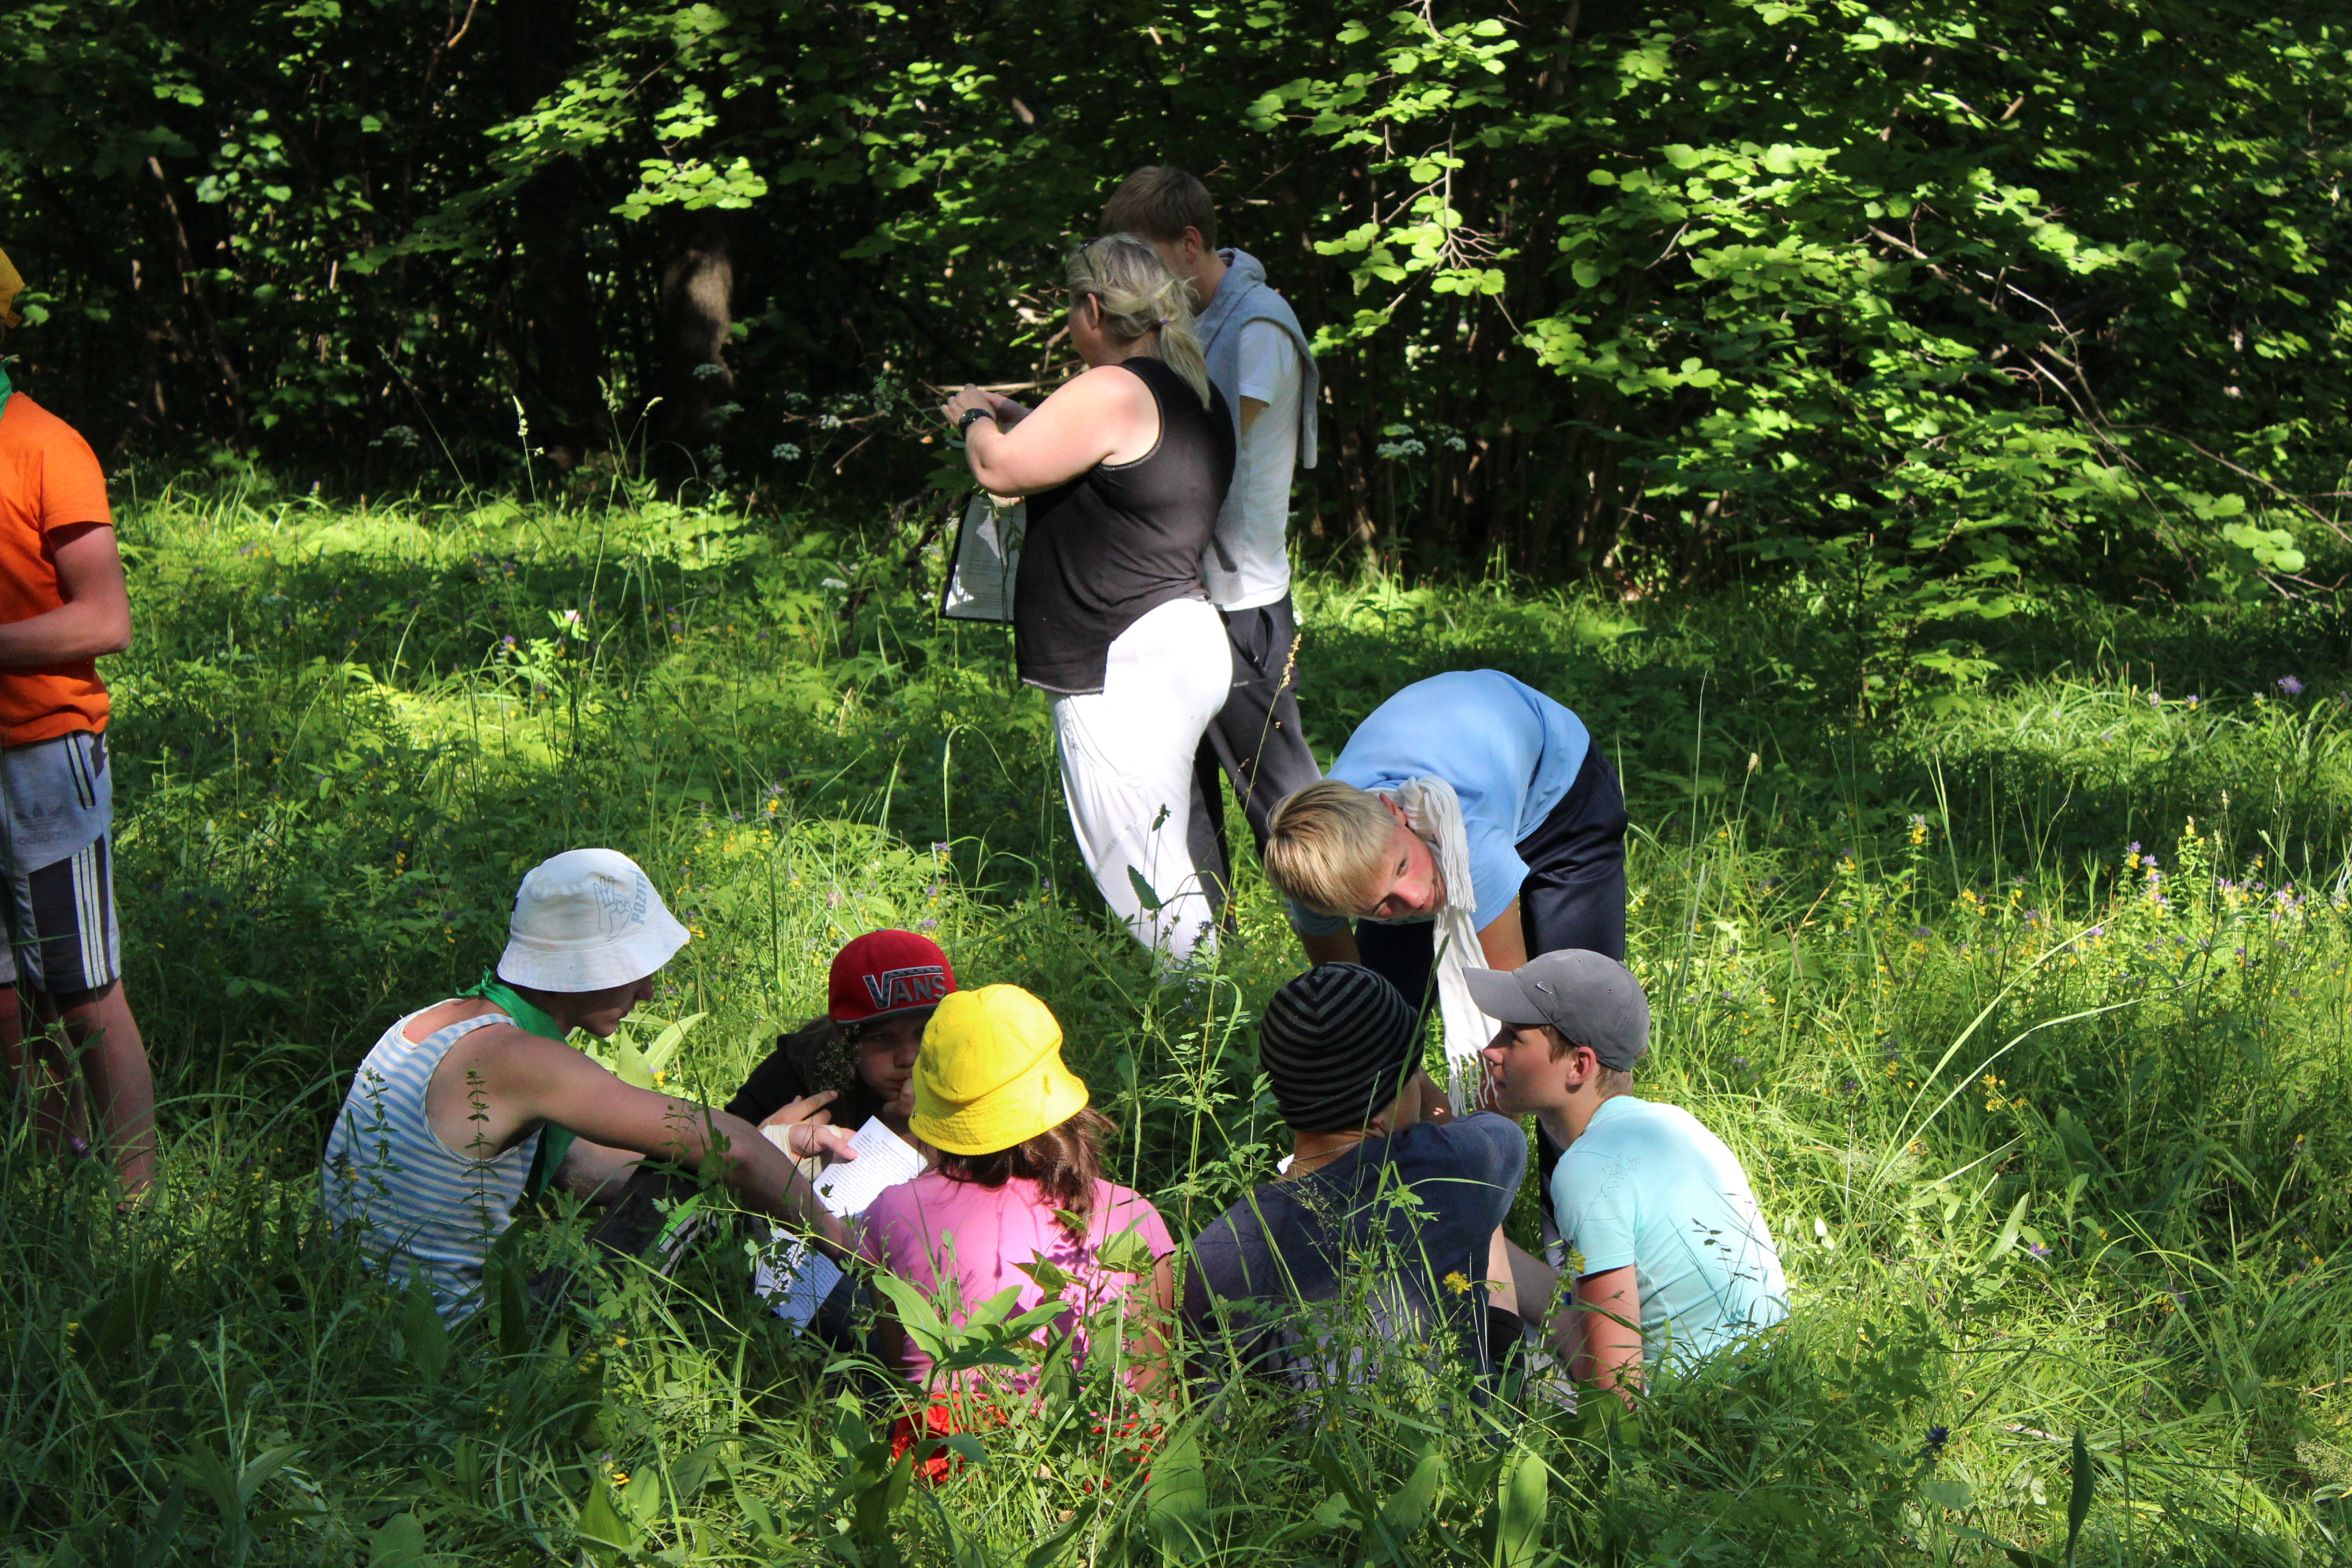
8, 474, 2352, 1564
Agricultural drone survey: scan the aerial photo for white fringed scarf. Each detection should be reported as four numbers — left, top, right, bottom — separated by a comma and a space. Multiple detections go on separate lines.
1383, 777, 1500, 1113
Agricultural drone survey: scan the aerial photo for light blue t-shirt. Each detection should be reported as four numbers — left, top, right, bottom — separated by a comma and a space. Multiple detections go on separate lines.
1549, 1096, 1788, 1365
1289, 670, 1590, 936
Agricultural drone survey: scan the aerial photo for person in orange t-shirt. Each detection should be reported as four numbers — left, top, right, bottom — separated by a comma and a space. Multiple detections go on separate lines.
0, 247, 155, 1196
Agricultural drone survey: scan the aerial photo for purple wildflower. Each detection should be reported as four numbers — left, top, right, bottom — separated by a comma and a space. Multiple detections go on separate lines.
2027, 1241, 2051, 1261
2278, 675, 2306, 697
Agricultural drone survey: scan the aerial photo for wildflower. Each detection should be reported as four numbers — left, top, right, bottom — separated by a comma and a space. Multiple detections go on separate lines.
1731, 1056, 1750, 1070
2027, 1241, 2050, 1261
2185, 694, 2200, 710
1925, 1424, 1950, 1452
2278, 675, 2306, 697
1839, 1077, 1859, 1096
2148, 692, 2162, 708
1443, 1271, 1473, 1296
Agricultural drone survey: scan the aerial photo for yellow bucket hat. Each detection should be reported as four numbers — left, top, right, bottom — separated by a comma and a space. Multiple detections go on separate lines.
911, 984, 1089, 1156
0, 248, 22, 329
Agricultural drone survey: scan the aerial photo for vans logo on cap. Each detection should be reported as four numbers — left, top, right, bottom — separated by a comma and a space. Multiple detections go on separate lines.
864, 965, 949, 1011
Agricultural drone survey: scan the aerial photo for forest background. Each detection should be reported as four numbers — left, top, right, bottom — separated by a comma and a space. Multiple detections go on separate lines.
10, 1, 2352, 1565
7, 0, 2352, 679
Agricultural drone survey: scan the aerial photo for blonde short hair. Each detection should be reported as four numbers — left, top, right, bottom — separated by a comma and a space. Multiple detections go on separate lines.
1263, 781, 1398, 915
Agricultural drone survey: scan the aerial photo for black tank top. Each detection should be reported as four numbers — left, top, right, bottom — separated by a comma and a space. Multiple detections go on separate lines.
1014, 357, 1236, 694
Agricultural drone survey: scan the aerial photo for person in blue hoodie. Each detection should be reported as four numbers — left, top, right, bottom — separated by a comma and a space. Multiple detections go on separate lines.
1103, 167, 1324, 917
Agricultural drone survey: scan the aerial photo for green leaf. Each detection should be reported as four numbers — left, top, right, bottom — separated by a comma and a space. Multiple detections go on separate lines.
1921, 1476, 1975, 1509
1495, 1444, 1545, 1568
400, 1274, 448, 1382
368, 1513, 430, 1568
2065, 1430, 2095, 1566
574, 1477, 637, 1567
1376, 1443, 1445, 1536
1147, 1425, 1209, 1552
1989, 1192, 2029, 1260
1094, 1224, 1158, 1275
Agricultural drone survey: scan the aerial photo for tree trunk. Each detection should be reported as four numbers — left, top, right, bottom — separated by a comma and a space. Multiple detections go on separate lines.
500, 0, 613, 468
649, 208, 738, 489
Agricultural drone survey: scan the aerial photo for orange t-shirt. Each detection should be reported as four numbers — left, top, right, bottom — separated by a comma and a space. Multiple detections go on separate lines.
0, 393, 113, 744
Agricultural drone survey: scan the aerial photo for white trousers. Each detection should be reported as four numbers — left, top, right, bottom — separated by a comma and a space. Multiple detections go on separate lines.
1051, 597, 1231, 963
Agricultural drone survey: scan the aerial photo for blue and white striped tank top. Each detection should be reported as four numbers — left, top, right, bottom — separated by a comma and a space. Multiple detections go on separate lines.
321, 1008, 544, 1322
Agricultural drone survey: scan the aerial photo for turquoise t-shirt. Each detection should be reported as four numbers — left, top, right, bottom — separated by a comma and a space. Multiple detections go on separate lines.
1548, 1096, 1788, 1365
1288, 670, 1590, 936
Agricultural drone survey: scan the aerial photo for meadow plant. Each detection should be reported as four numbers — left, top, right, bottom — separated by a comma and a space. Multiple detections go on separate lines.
1, 483, 2348, 1562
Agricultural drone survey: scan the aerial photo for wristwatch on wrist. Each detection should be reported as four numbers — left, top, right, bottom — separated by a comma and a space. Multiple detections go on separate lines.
958, 406, 995, 438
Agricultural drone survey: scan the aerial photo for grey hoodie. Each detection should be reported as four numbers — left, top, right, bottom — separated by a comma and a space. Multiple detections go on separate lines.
1194, 248, 1319, 472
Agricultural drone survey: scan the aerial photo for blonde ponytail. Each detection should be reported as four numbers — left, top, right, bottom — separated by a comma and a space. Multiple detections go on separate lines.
1066, 233, 1214, 409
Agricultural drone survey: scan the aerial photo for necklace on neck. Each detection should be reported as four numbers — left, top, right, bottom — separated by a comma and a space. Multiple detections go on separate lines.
1283, 1128, 1377, 1179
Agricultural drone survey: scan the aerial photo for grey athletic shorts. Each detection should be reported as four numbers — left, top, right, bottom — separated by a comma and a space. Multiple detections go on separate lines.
0, 730, 120, 995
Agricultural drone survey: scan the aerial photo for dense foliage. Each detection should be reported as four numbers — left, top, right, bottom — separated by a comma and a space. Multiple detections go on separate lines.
3, 483, 2350, 1562
5, 1, 2351, 681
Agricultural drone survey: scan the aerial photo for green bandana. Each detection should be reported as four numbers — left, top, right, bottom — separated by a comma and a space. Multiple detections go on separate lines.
460, 969, 578, 1197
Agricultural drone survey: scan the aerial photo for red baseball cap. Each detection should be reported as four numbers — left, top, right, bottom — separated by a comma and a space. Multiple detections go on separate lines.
828, 930, 956, 1026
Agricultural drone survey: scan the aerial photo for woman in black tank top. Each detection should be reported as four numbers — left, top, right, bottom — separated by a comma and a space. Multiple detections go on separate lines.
939, 235, 1237, 964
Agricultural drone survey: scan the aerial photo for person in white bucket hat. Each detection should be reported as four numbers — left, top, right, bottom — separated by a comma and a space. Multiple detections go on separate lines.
321, 849, 852, 1323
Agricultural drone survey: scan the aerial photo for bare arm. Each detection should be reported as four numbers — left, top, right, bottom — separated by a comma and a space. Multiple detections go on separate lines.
1475, 898, 1529, 971
486, 1039, 849, 1247
1570, 1264, 1644, 1402
1298, 928, 1361, 967
1239, 394, 1267, 436
555, 1138, 644, 1202
945, 368, 1156, 495
1486, 1227, 1520, 1317
0, 523, 131, 666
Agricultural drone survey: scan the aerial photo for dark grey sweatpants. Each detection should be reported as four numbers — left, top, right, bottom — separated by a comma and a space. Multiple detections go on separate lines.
1187, 593, 1324, 913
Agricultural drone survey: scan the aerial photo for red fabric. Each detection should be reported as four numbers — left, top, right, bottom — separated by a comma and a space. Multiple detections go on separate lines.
887, 1394, 1005, 1485
885, 1398, 1159, 1489
828, 929, 955, 1025
0, 394, 111, 745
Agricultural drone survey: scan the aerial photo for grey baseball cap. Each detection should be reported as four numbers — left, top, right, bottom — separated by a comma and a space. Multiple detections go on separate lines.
1465, 950, 1650, 1071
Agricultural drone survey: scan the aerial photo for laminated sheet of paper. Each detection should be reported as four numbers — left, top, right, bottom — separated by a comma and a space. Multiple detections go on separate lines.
753, 1117, 925, 1327
938, 492, 1024, 623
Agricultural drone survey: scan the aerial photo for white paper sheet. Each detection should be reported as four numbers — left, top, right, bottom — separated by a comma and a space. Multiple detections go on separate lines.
939, 492, 1024, 623
753, 1117, 925, 1326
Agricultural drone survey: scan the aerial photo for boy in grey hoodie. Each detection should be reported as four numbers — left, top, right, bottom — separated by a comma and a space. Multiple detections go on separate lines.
1103, 166, 1323, 914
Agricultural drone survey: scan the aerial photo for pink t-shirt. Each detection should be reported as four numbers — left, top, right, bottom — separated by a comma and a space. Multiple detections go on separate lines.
858, 1171, 1173, 1389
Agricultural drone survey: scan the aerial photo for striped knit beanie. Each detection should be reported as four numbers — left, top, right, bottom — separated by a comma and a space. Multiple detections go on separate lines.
1258, 964, 1422, 1132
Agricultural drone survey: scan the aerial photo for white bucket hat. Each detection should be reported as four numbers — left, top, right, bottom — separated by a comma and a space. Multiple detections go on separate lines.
495, 848, 691, 992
